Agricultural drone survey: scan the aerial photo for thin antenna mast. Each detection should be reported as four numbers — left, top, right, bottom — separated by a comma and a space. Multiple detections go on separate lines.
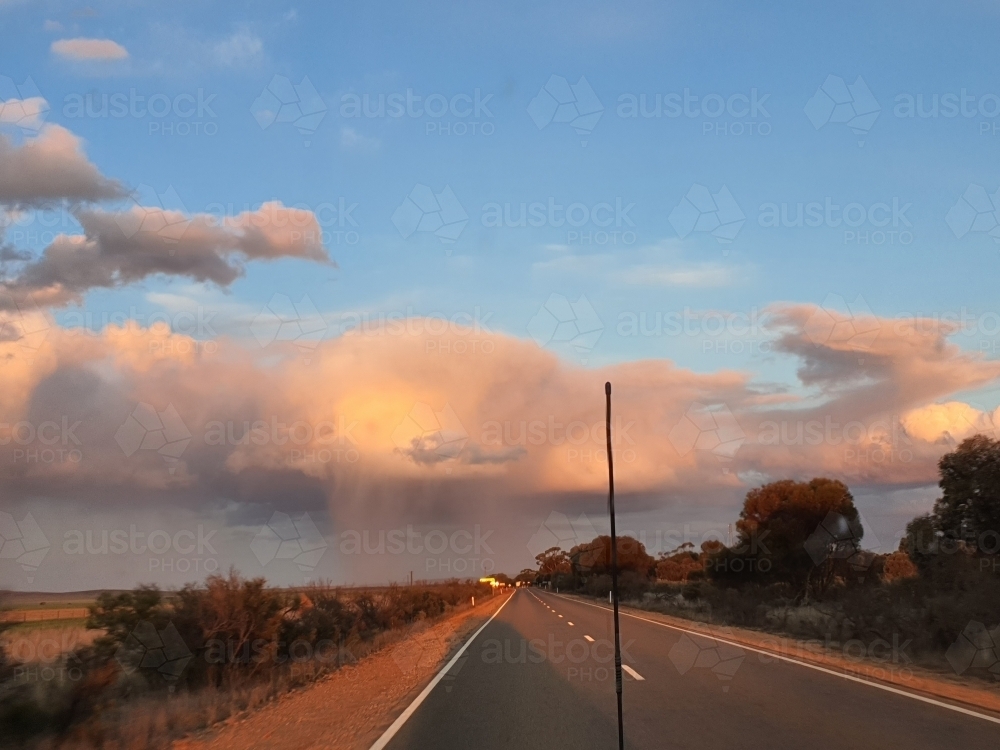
605, 381, 624, 750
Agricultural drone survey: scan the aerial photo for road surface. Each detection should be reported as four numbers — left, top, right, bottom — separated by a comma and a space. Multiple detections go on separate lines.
377, 588, 999, 749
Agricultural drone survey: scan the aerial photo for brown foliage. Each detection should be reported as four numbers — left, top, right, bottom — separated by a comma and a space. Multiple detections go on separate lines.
569, 535, 655, 577
881, 551, 919, 583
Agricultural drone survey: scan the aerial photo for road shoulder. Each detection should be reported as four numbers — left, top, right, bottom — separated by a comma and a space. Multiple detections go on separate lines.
172, 592, 512, 750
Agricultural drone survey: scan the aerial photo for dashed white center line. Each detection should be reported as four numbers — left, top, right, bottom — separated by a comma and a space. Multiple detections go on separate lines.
558, 614, 563, 618
584, 635, 595, 642
567, 622, 574, 626
622, 665, 645, 681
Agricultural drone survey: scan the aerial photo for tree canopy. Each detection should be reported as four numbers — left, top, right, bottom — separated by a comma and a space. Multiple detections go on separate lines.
708, 477, 862, 595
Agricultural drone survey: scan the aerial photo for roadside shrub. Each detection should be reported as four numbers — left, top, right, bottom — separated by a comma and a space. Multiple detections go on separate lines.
0, 574, 490, 749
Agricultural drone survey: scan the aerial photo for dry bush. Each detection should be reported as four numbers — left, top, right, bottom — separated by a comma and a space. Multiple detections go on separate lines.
0, 574, 489, 749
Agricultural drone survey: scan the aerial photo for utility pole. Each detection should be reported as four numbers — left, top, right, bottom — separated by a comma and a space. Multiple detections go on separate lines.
605, 382, 624, 750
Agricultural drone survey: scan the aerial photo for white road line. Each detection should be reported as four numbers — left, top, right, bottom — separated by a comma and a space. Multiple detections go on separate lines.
622, 665, 645, 681
368, 591, 516, 750
584, 635, 595, 642
558, 614, 563, 618
567, 622, 574, 626
551, 593, 1000, 726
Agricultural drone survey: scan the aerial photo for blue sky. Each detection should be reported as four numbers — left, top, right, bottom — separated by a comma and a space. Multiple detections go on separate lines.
4, 0, 1000, 381
4, 1, 1000, 588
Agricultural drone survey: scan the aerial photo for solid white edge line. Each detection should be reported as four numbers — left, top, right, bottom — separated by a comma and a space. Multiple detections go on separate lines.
622, 664, 645, 681
368, 590, 516, 750
548, 592, 1000, 726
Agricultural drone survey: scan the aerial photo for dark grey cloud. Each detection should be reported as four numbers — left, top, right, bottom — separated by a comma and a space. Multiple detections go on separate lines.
1, 202, 331, 307
0, 125, 124, 207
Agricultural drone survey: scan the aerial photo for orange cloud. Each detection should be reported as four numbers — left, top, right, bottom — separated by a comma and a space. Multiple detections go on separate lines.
2, 304, 997, 527
51, 38, 129, 61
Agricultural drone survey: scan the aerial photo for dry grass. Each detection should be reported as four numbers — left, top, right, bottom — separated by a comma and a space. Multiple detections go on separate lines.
46, 600, 478, 750
1, 577, 489, 750
2, 625, 101, 666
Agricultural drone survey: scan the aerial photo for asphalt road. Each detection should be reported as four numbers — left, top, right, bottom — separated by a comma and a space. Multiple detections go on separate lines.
379, 588, 1000, 749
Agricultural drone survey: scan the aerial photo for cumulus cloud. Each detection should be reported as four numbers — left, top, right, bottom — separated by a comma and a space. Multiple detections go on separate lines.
3, 304, 998, 532
901, 402, 1000, 444
769, 304, 1000, 408
0, 124, 124, 206
0, 96, 49, 133
1, 202, 332, 307
51, 37, 129, 61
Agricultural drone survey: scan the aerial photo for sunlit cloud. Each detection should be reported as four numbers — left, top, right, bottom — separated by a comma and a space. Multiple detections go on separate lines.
51, 37, 129, 61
